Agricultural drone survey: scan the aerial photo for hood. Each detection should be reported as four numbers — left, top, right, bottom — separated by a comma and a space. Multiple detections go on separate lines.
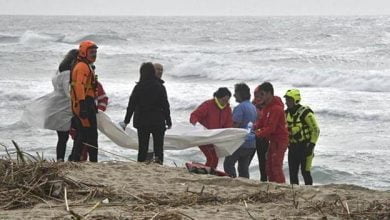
266, 96, 284, 108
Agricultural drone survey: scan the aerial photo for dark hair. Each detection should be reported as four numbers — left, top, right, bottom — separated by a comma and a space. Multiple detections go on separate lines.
213, 87, 231, 98
139, 62, 156, 82
59, 49, 78, 72
258, 82, 274, 95
234, 83, 251, 101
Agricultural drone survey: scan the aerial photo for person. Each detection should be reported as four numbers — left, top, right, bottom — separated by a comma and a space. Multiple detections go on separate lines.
79, 80, 109, 161
143, 63, 166, 161
154, 63, 164, 79
72, 81, 109, 161
69, 40, 99, 162
22, 49, 78, 161
51, 49, 78, 161
254, 82, 289, 183
252, 85, 269, 182
223, 83, 257, 178
284, 89, 320, 185
190, 87, 233, 169
121, 62, 172, 164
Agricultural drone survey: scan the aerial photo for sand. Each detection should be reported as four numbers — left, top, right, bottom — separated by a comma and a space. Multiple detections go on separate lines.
1, 161, 389, 219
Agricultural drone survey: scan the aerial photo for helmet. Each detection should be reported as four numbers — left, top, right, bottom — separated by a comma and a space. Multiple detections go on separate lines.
284, 89, 301, 103
78, 40, 98, 58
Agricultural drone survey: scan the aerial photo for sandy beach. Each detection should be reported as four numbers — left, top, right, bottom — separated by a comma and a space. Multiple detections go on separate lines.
1, 160, 389, 220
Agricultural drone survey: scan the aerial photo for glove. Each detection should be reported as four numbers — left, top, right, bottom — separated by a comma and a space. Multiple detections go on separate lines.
166, 119, 172, 129
79, 100, 88, 119
306, 143, 315, 157
119, 121, 127, 130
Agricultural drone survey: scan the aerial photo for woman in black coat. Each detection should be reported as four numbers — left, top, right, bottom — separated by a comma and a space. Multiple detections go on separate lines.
121, 62, 172, 164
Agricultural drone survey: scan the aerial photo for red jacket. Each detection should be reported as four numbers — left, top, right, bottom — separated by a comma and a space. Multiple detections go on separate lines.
96, 82, 108, 111
255, 96, 288, 142
190, 99, 233, 129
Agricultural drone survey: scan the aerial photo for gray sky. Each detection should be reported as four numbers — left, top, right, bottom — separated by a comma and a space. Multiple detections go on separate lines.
1, 0, 390, 16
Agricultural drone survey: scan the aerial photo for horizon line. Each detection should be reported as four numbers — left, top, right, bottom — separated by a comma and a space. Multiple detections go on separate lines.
1, 13, 390, 17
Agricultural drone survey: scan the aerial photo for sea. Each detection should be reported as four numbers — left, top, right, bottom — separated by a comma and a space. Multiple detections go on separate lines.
0, 15, 389, 190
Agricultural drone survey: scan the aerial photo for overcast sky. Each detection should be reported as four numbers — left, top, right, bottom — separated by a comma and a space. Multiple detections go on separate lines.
1, 0, 390, 16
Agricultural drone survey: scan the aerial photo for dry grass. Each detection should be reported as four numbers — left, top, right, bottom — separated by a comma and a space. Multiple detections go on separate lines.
1, 141, 389, 219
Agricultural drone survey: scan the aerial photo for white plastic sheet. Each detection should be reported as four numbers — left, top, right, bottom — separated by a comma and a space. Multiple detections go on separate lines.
97, 111, 247, 157
22, 71, 72, 131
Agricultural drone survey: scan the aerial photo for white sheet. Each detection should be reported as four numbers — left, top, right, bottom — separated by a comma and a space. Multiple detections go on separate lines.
97, 111, 247, 157
22, 71, 72, 131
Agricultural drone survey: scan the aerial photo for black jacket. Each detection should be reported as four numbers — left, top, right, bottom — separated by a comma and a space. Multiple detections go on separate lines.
124, 79, 171, 129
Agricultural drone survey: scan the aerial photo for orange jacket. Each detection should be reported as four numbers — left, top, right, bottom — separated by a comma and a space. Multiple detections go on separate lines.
70, 60, 96, 126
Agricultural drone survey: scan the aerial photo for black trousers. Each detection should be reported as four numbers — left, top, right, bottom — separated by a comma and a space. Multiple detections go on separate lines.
69, 113, 98, 162
56, 130, 69, 160
224, 147, 256, 178
137, 127, 165, 164
288, 142, 313, 185
255, 137, 269, 182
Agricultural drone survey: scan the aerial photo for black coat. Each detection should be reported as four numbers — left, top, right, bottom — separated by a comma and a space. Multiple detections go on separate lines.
124, 79, 171, 129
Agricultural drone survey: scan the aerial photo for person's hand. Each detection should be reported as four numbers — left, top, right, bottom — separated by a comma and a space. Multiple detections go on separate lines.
79, 100, 88, 119
166, 120, 172, 129
306, 143, 315, 156
190, 119, 197, 126
119, 121, 127, 130
255, 128, 261, 137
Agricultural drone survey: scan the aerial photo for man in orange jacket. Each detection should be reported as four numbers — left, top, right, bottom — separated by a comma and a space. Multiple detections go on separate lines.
255, 82, 289, 183
69, 40, 99, 162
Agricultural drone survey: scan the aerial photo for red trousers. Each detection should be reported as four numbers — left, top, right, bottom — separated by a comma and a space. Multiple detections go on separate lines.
266, 139, 288, 183
199, 144, 218, 169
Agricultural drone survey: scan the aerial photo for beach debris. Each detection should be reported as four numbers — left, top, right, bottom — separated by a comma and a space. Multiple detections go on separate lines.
243, 200, 257, 220
1, 141, 389, 219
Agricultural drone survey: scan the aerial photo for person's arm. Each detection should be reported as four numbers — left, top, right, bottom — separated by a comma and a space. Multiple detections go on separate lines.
231, 106, 243, 128
97, 82, 108, 111
304, 112, 320, 144
224, 107, 233, 128
72, 64, 89, 118
302, 111, 320, 156
124, 86, 137, 125
256, 106, 284, 138
161, 85, 172, 129
73, 64, 88, 101
189, 101, 209, 125
61, 71, 71, 98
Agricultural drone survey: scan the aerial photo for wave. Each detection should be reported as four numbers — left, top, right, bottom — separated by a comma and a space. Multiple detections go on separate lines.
61, 33, 128, 44
104, 93, 199, 111
0, 120, 31, 131
315, 108, 390, 122
19, 31, 61, 44
0, 93, 31, 103
0, 34, 19, 44
169, 59, 390, 92
311, 165, 356, 183
5, 30, 128, 46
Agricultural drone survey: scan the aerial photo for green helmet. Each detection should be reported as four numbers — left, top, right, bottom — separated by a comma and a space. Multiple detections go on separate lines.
284, 89, 301, 103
